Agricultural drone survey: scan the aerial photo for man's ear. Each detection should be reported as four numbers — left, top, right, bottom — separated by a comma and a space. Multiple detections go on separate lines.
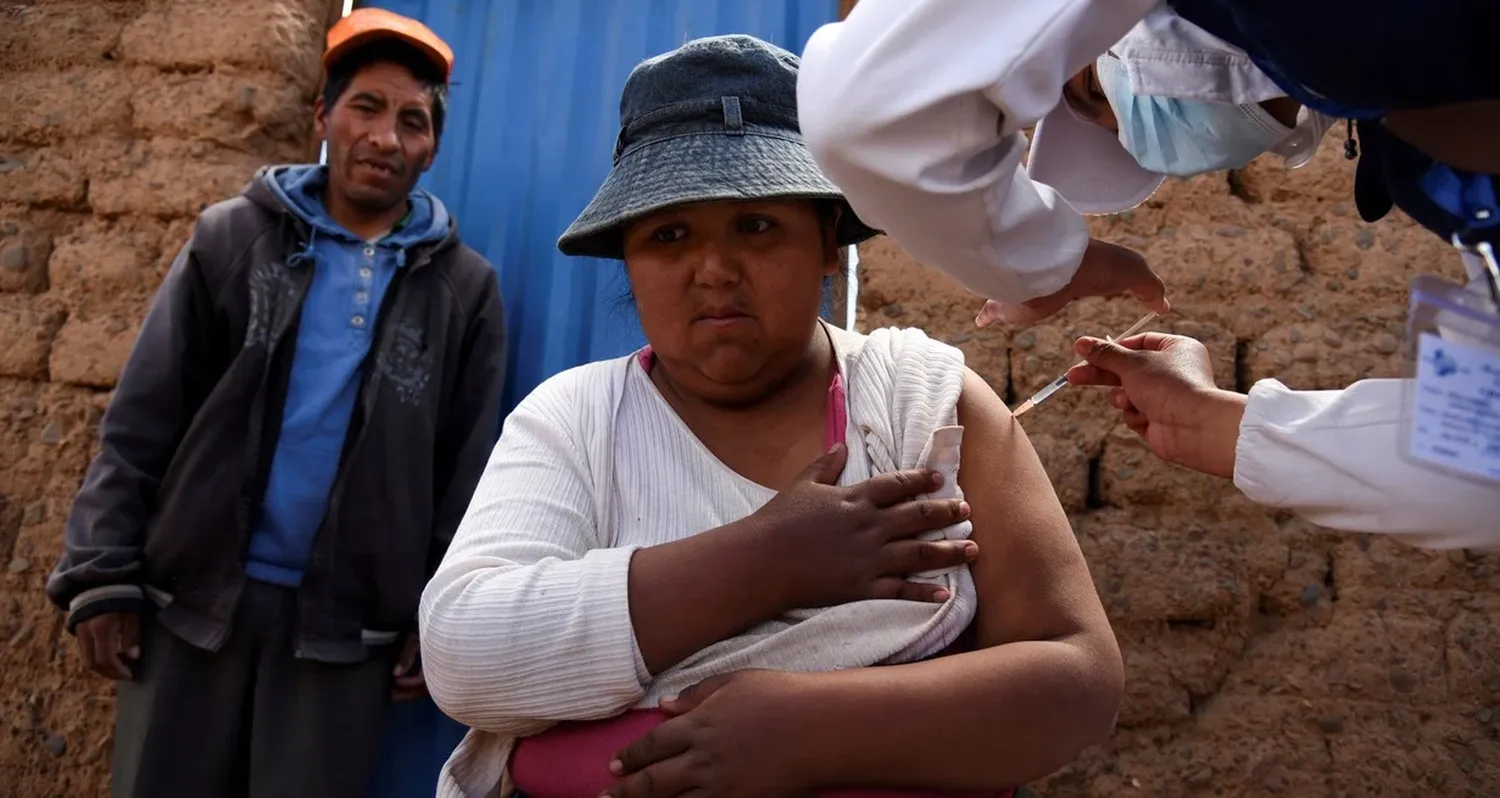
312, 96, 328, 142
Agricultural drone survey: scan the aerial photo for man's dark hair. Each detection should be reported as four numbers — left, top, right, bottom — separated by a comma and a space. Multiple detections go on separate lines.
322, 38, 449, 142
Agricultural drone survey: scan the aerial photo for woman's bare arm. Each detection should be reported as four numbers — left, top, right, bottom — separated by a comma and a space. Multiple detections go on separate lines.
795, 367, 1123, 790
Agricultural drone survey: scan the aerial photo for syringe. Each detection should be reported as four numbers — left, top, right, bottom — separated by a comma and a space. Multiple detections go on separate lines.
1011, 311, 1160, 418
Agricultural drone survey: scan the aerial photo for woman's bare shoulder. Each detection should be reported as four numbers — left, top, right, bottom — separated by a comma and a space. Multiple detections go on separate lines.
956, 367, 1015, 426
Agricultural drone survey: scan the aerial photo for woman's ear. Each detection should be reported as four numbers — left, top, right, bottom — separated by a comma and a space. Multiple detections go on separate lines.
822, 239, 843, 277
821, 202, 844, 275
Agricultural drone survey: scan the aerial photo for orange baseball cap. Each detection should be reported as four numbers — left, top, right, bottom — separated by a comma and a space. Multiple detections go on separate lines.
324, 8, 454, 81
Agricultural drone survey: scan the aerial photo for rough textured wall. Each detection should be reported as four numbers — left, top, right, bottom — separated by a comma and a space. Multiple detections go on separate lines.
856, 144, 1500, 795
0, 1, 335, 794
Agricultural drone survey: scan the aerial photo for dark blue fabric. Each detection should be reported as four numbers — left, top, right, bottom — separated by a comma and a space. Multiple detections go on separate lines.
247, 165, 450, 586
1167, 0, 1500, 245
1421, 164, 1500, 232
1166, 0, 1499, 112
364, 697, 470, 798
1351, 120, 1500, 246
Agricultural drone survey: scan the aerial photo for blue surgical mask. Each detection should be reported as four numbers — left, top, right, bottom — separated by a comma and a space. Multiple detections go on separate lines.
1096, 54, 1291, 177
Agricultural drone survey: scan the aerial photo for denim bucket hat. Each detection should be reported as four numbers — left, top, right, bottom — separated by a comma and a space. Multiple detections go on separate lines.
557, 34, 881, 260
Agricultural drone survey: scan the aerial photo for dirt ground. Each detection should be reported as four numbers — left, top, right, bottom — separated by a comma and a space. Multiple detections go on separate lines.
1, 0, 1497, 796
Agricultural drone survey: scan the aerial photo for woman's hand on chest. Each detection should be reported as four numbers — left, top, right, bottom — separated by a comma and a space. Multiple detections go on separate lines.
746, 442, 977, 612
627, 442, 977, 674
602, 669, 824, 798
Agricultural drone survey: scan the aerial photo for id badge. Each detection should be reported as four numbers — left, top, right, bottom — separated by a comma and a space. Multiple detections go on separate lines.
1399, 240, 1500, 487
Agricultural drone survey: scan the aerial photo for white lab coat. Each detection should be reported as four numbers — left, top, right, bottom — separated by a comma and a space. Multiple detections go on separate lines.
798, 0, 1157, 305
1237, 379, 1499, 550
797, 0, 1500, 547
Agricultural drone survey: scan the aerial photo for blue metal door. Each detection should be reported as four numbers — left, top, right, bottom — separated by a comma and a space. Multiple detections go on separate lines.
353, 3, 840, 795
362, 0, 841, 415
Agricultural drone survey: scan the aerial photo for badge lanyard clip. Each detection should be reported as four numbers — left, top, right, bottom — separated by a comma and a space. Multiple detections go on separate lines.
1451, 233, 1500, 308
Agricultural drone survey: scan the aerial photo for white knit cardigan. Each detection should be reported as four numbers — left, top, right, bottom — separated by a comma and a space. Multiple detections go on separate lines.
419, 324, 976, 797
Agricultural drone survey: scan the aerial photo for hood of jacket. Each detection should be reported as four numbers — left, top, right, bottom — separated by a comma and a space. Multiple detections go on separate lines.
243, 164, 459, 263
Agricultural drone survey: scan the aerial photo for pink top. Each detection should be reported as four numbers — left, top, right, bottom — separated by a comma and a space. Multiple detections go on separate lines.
509, 349, 1008, 798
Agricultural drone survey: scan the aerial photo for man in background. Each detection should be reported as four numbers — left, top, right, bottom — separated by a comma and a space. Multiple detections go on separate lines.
46, 9, 507, 797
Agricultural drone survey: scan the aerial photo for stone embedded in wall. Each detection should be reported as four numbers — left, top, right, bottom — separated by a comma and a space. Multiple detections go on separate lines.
48, 217, 166, 317
0, 2, 143, 72
1075, 506, 1286, 624
0, 378, 101, 544
1112, 620, 1249, 728
1328, 697, 1500, 793
0, 68, 136, 145
1335, 585, 1476, 628
1115, 634, 1193, 727
1046, 709, 1334, 796
0, 577, 120, 797
1225, 606, 1449, 705
1030, 726, 1164, 796
0, 299, 65, 380
1232, 145, 1358, 208
1445, 595, 1500, 705
1300, 219, 1456, 305
1098, 426, 1242, 509
1169, 693, 1334, 791
6, 393, 108, 572
48, 315, 140, 390
119, 0, 326, 93
0, 218, 53, 294
0, 149, 88, 209
1302, 217, 1416, 303
131, 69, 310, 159
1243, 318, 1406, 391
1257, 518, 1341, 617
1111, 222, 1306, 341
87, 138, 269, 218
1331, 534, 1500, 595
1088, 170, 1268, 242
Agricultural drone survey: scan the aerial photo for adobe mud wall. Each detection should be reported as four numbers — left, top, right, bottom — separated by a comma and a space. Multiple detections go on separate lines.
0, 1, 337, 794
2, 1, 1497, 796
855, 144, 1500, 795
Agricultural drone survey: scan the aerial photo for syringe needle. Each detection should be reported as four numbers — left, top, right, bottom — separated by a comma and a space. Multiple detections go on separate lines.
1011, 311, 1160, 417
1108, 311, 1160, 343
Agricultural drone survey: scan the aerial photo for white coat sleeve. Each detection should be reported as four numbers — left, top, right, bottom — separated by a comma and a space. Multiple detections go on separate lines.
1234, 378, 1500, 550
797, 0, 1158, 304
417, 379, 650, 733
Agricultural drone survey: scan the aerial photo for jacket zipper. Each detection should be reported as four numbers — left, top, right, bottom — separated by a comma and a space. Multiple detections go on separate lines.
293, 252, 428, 656
237, 217, 314, 554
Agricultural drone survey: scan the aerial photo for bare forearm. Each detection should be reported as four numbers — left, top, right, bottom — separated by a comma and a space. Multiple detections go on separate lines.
628, 520, 786, 675
797, 635, 1123, 790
